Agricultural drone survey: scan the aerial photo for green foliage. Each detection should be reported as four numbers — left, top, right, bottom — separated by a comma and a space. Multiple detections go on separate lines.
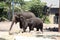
0, 0, 50, 23
14, 6, 21, 12
21, 1, 31, 11
0, 2, 6, 8
0, 10, 8, 21
0, 2, 10, 11
43, 16, 50, 24
0, 2, 9, 21
22, 0, 49, 23
30, 4, 43, 17
29, 0, 46, 17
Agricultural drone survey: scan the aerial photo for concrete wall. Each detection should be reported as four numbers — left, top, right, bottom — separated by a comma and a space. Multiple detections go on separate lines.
49, 14, 55, 24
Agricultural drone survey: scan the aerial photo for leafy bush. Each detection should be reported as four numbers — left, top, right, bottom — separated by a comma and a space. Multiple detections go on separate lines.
0, 2, 10, 21
0, 0, 50, 23
27, 0, 50, 23
43, 16, 50, 24
30, 4, 44, 17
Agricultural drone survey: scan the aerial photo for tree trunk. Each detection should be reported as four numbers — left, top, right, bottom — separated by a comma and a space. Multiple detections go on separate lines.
59, 0, 60, 32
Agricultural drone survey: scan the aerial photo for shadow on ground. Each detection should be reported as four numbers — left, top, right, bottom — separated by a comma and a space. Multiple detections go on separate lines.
0, 30, 9, 32
45, 27, 58, 32
0, 38, 6, 40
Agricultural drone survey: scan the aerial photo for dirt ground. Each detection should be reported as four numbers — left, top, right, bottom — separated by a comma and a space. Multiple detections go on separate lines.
0, 21, 60, 40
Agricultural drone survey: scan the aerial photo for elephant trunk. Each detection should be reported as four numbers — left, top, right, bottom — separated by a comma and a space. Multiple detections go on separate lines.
9, 21, 14, 31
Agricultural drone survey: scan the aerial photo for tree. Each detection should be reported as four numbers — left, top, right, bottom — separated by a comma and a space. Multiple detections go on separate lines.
29, 0, 46, 17
23, 0, 50, 23
0, 1, 9, 21
0, 0, 50, 23
0, 0, 25, 21
59, 0, 60, 32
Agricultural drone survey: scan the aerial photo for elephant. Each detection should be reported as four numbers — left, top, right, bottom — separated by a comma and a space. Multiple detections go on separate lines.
19, 16, 43, 33
27, 18, 43, 32
9, 11, 36, 32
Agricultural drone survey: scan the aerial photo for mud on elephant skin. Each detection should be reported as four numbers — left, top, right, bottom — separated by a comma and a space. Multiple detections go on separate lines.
9, 11, 36, 32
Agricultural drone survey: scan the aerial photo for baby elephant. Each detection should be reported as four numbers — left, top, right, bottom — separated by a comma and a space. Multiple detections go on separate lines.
27, 18, 43, 32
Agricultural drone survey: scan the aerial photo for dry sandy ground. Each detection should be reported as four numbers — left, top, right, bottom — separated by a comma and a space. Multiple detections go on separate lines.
0, 21, 60, 40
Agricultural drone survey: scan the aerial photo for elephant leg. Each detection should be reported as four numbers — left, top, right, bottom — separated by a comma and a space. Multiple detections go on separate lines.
39, 24, 43, 32
39, 27, 43, 32
19, 22, 23, 29
22, 27, 26, 33
29, 25, 34, 32
29, 27, 32, 32
36, 28, 39, 31
22, 24, 27, 33
39, 27, 43, 34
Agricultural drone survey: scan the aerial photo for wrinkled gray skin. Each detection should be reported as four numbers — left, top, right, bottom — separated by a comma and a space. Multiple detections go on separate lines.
19, 16, 43, 33
9, 11, 36, 32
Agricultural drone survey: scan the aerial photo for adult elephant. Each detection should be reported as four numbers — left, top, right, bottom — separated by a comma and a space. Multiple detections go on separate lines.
9, 11, 36, 32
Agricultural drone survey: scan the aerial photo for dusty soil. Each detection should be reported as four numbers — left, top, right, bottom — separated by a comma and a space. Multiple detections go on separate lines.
0, 21, 60, 40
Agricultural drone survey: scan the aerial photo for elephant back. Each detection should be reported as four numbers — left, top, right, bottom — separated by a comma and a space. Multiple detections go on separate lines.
29, 17, 43, 24
20, 11, 36, 19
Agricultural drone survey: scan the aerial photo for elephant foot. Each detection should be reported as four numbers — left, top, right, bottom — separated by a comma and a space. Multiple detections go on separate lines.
22, 31, 25, 33
41, 31, 43, 34
22, 31, 24, 33
36, 28, 39, 31
22, 32, 24, 33
20, 27, 23, 29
